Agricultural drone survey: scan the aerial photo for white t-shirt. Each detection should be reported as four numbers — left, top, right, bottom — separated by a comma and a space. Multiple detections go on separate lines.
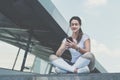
62, 34, 90, 63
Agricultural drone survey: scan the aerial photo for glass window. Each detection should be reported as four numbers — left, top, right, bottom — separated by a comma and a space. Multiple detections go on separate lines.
0, 40, 52, 74
0, 40, 22, 69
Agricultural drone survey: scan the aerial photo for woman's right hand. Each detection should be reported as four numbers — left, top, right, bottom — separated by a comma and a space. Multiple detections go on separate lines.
65, 41, 70, 49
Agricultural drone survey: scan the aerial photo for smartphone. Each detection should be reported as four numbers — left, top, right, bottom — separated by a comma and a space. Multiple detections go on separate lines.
66, 37, 73, 42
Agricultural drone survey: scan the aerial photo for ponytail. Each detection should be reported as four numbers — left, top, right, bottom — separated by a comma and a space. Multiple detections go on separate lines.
77, 28, 83, 43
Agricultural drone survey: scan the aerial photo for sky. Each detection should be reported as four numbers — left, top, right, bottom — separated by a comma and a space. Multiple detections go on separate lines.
51, 0, 120, 73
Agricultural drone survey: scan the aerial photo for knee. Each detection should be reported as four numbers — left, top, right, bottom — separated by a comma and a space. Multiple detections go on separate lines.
82, 52, 95, 60
49, 54, 58, 61
82, 52, 95, 71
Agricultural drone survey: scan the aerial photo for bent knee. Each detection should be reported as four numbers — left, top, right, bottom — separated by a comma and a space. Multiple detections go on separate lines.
82, 52, 95, 71
82, 52, 95, 60
49, 54, 58, 61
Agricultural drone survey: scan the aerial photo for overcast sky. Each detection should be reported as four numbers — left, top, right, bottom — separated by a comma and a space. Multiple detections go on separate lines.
51, 0, 120, 73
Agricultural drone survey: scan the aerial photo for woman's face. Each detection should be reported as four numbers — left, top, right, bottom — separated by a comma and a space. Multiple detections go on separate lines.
70, 19, 80, 33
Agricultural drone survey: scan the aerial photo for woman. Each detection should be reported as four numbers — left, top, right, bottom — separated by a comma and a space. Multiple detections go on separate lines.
49, 16, 95, 73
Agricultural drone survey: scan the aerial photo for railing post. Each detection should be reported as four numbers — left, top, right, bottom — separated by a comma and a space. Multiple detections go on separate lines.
20, 29, 32, 71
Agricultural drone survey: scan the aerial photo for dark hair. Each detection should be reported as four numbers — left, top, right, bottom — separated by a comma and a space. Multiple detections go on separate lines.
69, 16, 83, 43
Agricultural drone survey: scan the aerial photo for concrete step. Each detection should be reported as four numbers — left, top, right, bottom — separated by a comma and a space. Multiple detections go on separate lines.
0, 73, 120, 80
0, 68, 120, 80
36, 73, 120, 80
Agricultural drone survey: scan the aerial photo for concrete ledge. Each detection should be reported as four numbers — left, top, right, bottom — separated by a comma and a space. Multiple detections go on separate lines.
37, 73, 120, 80
0, 73, 120, 80
0, 68, 120, 80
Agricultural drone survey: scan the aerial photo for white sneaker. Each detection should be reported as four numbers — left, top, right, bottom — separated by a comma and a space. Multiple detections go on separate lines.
77, 66, 90, 73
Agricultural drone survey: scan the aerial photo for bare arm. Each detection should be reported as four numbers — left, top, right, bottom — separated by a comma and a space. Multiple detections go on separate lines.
78, 39, 91, 54
56, 42, 66, 57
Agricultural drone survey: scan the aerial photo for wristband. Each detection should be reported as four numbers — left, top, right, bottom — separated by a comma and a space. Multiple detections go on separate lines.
76, 46, 80, 52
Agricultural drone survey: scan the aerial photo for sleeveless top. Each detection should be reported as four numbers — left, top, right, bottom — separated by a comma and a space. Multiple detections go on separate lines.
62, 33, 90, 63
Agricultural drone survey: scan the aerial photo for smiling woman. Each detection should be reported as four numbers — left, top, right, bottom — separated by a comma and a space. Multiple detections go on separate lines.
49, 16, 95, 73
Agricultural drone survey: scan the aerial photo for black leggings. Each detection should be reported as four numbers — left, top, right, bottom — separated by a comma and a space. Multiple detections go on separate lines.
63, 59, 74, 65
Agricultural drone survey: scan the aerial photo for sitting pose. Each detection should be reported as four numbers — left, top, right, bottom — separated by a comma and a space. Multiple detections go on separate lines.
49, 16, 95, 73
